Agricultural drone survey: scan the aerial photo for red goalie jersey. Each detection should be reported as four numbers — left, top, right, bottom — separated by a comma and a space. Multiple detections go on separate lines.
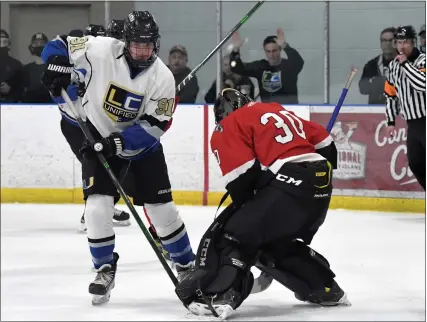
210, 102, 335, 188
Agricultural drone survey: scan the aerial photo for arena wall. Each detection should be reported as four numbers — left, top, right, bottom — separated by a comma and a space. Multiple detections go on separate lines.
1, 104, 424, 213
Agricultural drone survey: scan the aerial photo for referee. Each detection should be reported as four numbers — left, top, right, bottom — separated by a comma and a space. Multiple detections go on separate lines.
384, 25, 426, 190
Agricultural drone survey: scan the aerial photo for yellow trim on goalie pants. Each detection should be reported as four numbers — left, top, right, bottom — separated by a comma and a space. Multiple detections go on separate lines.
207, 191, 426, 214
314, 160, 332, 189
0, 188, 425, 214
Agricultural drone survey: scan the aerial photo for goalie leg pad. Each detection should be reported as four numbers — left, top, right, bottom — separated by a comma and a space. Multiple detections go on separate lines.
176, 206, 255, 312
175, 239, 255, 310
259, 239, 336, 296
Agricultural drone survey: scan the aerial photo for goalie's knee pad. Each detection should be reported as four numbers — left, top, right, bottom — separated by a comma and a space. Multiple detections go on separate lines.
176, 234, 255, 310
259, 239, 336, 296
144, 202, 193, 265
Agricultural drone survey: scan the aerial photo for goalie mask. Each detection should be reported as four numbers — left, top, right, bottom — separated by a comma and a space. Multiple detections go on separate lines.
123, 11, 160, 69
213, 88, 252, 123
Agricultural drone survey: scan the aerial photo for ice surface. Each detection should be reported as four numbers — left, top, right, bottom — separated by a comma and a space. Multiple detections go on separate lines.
1, 204, 425, 321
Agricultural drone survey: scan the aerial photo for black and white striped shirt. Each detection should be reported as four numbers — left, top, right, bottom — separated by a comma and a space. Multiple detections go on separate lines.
384, 50, 426, 125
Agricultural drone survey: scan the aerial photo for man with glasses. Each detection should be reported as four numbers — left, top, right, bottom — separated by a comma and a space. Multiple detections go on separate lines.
359, 27, 397, 104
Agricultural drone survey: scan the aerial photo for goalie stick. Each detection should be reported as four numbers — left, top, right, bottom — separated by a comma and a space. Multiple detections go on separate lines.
250, 67, 358, 295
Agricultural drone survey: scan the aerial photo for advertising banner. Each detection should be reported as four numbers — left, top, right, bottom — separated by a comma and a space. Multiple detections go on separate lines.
311, 112, 423, 193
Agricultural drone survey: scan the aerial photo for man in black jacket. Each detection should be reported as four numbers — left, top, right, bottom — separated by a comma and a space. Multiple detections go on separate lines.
168, 45, 199, 103
22, 32, 52, 103
359, 27, 396, 104
229, 28, 304, 104
0, 29, 25, 103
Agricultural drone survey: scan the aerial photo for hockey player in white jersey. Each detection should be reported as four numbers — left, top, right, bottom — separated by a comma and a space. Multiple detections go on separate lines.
41, 11, 195, 305
51, 28, 131, 232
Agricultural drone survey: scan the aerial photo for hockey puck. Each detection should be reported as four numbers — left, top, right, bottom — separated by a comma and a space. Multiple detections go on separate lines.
93, 142, 104, 152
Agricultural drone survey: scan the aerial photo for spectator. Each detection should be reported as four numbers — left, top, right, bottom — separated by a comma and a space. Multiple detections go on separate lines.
204, 55, 255, 103
359, 27, 397, 104
68, 29, 84, 37
167, 45, 199, 103
0, 29, 24, 103
22, 32, 52, 103
229, 28, 304, 104
419, 24, 425, 54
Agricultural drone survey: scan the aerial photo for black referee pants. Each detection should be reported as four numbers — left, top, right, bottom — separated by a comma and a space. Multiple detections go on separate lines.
407, 117, 426, 191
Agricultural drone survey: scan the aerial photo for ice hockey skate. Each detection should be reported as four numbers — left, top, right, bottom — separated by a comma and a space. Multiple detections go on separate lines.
176, 261, 195, 283
79, 209, 131, 233
89, 252, 119, 306
112, 208, 131, 226
294, 280, 351, 307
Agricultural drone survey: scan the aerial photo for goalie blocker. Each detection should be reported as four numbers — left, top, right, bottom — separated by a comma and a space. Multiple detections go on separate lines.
175, 89, 350, 319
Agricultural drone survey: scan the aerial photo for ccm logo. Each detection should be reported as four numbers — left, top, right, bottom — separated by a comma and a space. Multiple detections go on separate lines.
199, 238, 211, 267
276, 174, 302, 186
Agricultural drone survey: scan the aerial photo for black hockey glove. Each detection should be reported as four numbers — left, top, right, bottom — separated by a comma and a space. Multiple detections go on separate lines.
80, 132, 124, 160
41, 55, 73, 97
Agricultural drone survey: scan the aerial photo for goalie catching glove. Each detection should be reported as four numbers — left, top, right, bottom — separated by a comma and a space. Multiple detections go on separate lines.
80, 132, 124, 160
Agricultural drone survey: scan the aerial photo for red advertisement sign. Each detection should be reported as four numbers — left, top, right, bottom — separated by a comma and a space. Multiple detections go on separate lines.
311, 112, 423, 192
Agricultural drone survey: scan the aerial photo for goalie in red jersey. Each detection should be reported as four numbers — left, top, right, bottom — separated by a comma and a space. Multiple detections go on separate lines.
175, 88, 350, 319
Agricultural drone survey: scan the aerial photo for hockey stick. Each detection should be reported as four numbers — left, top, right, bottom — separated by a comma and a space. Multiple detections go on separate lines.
251, 68, 358, 295
326, 67, 358, 132
60, 89, 179, 286
176, 0, 265, 93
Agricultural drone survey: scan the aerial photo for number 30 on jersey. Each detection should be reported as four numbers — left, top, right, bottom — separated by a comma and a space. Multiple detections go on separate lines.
260, 110, 306, 144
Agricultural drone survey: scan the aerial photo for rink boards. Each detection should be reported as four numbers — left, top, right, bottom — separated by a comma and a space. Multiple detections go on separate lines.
1, 104, 424, 213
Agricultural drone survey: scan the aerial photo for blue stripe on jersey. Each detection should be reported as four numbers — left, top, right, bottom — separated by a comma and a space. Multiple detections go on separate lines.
118, 141, 161, 161
89, 241, 115, 269
59, 109, 79, 126
121, 123, 158, 151
51, 84, 79, 104
162, 231, 193, 265
41, 39, 68, 63
75, 68, 87, 77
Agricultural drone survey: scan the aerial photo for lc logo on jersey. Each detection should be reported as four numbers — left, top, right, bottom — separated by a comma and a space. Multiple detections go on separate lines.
262, 71, 282, 93
103, 82, 144, 123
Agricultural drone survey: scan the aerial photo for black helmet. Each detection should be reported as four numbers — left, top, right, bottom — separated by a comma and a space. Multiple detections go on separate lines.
106, 19, 125, 40
213, 88, 252, 123
394, 25, 417, 40
83, 24, 106, 37
28, 32, 48, 56
123, 11, 160, 69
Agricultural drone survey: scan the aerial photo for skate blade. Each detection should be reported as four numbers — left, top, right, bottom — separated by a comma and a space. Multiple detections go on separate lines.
113, 220, 131, 227
188, 302, 234, 320
92, 292, 111, 306
318, 292, 352, 307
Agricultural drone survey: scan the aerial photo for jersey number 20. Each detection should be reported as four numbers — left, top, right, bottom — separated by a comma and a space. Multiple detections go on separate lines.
260, 110, 306, 144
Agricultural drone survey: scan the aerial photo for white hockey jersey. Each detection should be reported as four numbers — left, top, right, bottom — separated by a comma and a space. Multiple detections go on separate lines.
53, 35, 176, 159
